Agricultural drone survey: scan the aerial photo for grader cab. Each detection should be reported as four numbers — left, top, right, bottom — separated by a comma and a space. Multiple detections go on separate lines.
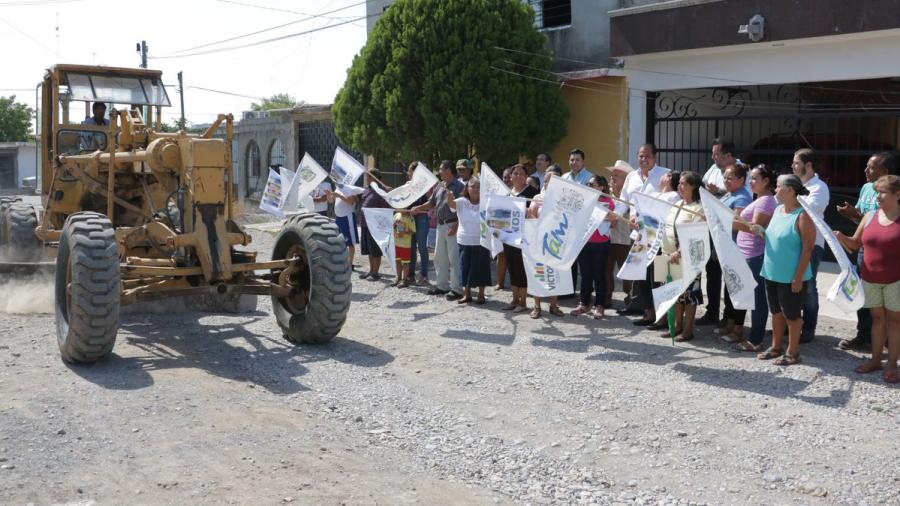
0, 64, 351, 363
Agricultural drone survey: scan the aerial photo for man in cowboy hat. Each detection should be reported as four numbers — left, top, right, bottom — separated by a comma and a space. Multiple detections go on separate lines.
605, 160, 637, 310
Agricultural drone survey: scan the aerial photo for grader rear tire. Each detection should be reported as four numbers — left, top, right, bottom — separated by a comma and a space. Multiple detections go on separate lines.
271, 213, 351, 344
2, 202, 40, 261
55, 212, 121, 363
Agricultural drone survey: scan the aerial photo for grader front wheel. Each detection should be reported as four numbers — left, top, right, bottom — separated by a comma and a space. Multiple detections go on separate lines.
55, 212, 121, 363
271, 213, 351, 344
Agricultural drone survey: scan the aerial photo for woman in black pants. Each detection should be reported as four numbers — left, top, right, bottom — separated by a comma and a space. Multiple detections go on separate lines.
571, 176, 617, 319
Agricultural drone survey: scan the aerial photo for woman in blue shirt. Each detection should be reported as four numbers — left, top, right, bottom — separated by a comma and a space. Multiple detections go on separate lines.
757, 175, 816, 366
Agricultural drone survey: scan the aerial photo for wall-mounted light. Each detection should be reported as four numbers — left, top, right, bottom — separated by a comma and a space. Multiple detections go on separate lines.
738, 14, 765, 42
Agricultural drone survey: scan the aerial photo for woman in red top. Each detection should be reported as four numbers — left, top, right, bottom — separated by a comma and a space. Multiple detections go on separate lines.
836, 175, 900, 383
571, 175, 617, 319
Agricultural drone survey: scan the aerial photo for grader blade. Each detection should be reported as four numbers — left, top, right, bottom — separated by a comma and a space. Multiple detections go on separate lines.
0, 261, 55, 276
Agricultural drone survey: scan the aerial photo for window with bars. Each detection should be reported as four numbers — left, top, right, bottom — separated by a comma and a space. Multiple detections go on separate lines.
528, 0, 571, 29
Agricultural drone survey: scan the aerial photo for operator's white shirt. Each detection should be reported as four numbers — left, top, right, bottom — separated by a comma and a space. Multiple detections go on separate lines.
803, 173, 830, 248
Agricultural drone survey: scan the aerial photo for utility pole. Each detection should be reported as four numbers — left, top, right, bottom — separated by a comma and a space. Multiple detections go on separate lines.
136, 40, 148, 68
177, 71, 186, 129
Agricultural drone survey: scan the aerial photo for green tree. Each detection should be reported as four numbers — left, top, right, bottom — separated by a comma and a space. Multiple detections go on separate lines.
250, 93, 299, 111
0, 95, 33, 142
333, 0, 568, 165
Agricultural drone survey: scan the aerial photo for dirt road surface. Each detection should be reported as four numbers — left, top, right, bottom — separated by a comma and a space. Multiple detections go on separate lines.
1, 223, 898, 505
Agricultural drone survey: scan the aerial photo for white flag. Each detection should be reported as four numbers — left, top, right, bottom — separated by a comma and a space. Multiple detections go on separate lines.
652, 222, 711, 319
617, 192, 673, 281
285, 153, 329, 210
479, 163, 510, 257
529, 176, 601, 270
700, 187, 756, 310
579, 202, 610, 248
361, 208, 397, 274
799, 196, 864, 313
259, 167, 285, 218
331, 146, 366, 187
279, 166, 298, 209
522, 219, 574, 297
483, 194, 527, 247
371, 162, 438, 209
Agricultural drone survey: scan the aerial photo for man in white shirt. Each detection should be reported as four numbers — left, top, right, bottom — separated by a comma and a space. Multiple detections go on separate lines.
620, 144, 668, 205
618, 144, 669, 322
702, 138, 737, 197
792, 148, 830, 343
561, 148, 594, 186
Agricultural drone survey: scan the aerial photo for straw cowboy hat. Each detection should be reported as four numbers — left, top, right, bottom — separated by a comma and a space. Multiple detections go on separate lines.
606, 160, 634, 174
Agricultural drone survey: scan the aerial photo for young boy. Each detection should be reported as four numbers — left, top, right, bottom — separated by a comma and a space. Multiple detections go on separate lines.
392, 208, 416, 287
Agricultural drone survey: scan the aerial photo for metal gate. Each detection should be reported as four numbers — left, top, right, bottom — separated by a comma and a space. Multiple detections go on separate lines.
647, 83, 900, 200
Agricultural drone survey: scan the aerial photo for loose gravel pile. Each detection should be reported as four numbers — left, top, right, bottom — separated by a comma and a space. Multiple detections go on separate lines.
0, 221, 897, 505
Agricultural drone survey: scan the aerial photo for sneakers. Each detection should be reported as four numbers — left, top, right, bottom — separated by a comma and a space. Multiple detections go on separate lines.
695, 314, 720, 326
415, 274, 429, 286
445, 291, 463, 301
839, 335, 872, 351
427, 287, 449, 296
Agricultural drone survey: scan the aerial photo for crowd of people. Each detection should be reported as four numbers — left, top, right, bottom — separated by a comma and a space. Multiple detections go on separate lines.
327, 141, 900, 384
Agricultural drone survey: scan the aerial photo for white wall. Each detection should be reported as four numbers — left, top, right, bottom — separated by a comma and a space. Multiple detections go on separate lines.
622, 28, 900, 165
16, 144, 36, 187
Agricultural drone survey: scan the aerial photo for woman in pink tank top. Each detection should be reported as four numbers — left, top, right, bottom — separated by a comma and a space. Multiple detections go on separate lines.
836, 175, 900, 384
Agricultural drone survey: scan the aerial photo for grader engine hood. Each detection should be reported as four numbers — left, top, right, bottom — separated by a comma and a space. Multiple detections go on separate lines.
180, 138, 231, 282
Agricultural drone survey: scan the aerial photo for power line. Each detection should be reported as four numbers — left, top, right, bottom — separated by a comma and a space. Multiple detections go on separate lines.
0, 16, 57, 55
0, 0, 84, 5
149, 13, 375, 59
160, 0, 367, 55
214, 0, 359, 20
497, 58, 900, 111
491, 64, 900, 113
187, 86, 263, 101
494, 46, 900, 97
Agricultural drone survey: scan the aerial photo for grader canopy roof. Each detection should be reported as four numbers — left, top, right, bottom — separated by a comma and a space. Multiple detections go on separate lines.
64, 72, 171, 107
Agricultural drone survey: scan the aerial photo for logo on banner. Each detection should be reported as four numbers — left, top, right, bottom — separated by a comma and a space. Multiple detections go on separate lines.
723, 265, 744, 294
541, 213, 570, 260
688, 238, 706, 266
534, 262, 558, 290
487, 208, 522, 237
298, 168, 318, 183
840, 270, 861, 300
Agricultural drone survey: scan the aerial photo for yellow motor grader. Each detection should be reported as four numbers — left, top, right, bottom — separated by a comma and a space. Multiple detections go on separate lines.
0, 64, 351, 363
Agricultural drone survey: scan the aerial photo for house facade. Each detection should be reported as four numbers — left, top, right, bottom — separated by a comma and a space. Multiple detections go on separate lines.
611, 0, 900, 205
233, 104, 358, 200
0, 142, 37, 193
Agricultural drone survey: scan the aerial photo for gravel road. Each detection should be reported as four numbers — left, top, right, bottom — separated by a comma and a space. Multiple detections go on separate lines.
1, 220, 898, 505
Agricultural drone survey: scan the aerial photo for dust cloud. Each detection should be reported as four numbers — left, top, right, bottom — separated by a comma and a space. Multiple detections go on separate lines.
0, 253, 54, 314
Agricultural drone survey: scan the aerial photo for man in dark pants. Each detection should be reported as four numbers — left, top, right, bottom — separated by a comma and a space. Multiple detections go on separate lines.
696, 139, 738, 325
836, 151, 897, 349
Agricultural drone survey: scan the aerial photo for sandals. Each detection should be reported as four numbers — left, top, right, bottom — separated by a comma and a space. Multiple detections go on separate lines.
661, 328, 682, 338
773, 352, 801, 366
548, 305, 564, 317
757, 347, 783, 360
884, 370, 900, 384
674, 334, 694, 342
475, 296, 486, 305
854, 362, 883, 374
513, 305, 529, 313
397, 280, 410, 288
570, 304, 590, 316
457, 297, 472, 305
530, 307, 542, 319
592, 306, 605, 319
731, 339, 762, 352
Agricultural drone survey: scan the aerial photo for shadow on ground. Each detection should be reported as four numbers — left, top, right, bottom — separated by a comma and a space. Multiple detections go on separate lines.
530, 324, 857, 407
67, 312, 393, 395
